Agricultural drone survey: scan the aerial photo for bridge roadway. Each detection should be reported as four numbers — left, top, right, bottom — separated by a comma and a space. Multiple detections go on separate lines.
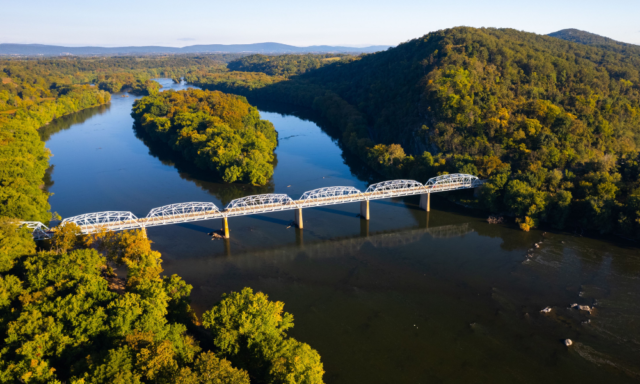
23, 174, 485, 240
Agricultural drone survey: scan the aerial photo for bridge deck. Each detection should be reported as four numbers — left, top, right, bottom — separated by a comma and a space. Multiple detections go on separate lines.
23, 174, 485, 238
75, 181, 477, 233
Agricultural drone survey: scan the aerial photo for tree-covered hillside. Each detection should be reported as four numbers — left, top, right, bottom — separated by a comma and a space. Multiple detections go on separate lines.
227, 54, 355, 77
548, 28, 640, 49
132, 89, 278, 186
186, 27, 640, 237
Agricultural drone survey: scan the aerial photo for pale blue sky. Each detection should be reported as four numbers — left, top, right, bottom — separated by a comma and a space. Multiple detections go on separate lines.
3, 0, 640, 47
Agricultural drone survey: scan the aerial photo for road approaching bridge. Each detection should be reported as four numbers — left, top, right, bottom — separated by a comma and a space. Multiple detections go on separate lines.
24, 174, 485, 240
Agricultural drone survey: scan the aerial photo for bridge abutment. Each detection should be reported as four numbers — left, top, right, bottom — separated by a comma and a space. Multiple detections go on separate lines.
360, 200, 370, 220
294, 208, 303, 229
419, 193, 431, 212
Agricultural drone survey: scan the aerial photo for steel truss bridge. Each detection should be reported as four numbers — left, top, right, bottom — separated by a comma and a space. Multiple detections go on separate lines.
23, 174, 484, 240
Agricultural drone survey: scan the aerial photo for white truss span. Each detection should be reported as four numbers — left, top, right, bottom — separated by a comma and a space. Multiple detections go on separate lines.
21, 221, 52, 240
364, 179, 424, 200
142, 202, 221, 227
62, 211, 141, 233
425, 173, 484, 191
299, 186, 362, 207
225, 194, 297, 217
38, 174, 486, 238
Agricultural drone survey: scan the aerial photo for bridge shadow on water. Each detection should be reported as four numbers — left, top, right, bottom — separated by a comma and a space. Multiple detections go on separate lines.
177, 222, 217, 234
246, 215, 292, 226
311, 206, 359, 218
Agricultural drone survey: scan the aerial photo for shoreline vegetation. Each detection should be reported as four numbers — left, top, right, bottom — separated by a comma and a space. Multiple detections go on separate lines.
1, 57, 324, 383
0, 56, 234, 224
184, 27, 640, 239
132, 89, 277, 186
0, 222, 324, 383
2, 24, 640, 382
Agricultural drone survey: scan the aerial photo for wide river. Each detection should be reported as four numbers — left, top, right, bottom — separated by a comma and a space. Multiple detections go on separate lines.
42, 79, 640, 383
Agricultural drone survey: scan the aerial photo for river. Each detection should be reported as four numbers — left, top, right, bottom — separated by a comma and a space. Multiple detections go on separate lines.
42, 78, 640, 383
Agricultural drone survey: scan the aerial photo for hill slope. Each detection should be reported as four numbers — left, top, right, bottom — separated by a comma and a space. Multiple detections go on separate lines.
188, 27, 640, 236
548, 28, 637, 47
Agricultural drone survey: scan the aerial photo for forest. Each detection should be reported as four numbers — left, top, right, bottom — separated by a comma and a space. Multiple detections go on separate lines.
227, 54, 355, 77
185, 27, 640, 238
132, 89, 278, 186
0, 220, 324, 383
0, 55, 326, 382
0, 56, 231, 224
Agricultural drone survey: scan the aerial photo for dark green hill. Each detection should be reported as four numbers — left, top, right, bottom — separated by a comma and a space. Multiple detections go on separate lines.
187, 27, 640, 237
548, 28, 636, 48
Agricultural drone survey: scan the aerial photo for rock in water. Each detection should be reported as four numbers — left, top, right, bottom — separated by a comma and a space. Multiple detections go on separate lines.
565, 339, 573, 347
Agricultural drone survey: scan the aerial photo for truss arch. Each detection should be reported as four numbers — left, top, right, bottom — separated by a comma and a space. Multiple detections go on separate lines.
20, 221, 52, 241
62, 211, 141, 233
225, 194, 296, 216
298, 186, 362, 207
144, 202, 221, 226
425, 173, 483, 190
364, 179, 424, 199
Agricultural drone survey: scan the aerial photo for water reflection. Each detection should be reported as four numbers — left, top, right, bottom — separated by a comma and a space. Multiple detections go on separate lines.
132, 124, 275, 205
42, 78, 640, 384
39, 104, 111, 142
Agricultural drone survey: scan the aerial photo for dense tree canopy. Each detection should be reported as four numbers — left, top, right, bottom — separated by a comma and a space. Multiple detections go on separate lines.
132, 89, 278, 186
0, 56, 230, 224
0, 222, 324, 383
228, 54, 354, 77
185, 27, 640, 238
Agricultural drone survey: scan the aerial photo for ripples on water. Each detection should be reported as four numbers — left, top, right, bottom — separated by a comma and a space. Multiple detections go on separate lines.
42, 79, 640, 384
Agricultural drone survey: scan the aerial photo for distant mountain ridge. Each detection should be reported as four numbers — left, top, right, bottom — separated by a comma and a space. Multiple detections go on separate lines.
0, 42, 390, 56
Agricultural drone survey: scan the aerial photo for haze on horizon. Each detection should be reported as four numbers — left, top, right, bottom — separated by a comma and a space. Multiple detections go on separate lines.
3, 0, 640, 47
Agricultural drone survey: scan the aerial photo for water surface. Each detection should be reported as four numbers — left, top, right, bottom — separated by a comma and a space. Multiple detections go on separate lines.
43, 79, 640, 383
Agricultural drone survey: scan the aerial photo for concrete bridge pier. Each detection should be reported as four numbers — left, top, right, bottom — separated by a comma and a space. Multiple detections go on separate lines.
419, 192, 431, 212
140, 227, 148, 238
360, 200, 370, 220
222, 217, 230, 239
294, 208, 303, 229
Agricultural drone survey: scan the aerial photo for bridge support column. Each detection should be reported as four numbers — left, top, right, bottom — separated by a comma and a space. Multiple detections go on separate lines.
419, 193, 431, 212
360, 200, 370, 220
222, 217, 229, 239
294, 208, 303, 229
140, 227, 148, 239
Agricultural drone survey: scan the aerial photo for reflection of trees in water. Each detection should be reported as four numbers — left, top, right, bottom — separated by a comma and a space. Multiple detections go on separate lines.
40, 105, 111, 194
132, 125, 274, 205
38, 104, 111, 142
248, 99, 381, 185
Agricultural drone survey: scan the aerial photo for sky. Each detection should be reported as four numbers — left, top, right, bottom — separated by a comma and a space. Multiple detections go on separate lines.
2, 0, 640, 47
